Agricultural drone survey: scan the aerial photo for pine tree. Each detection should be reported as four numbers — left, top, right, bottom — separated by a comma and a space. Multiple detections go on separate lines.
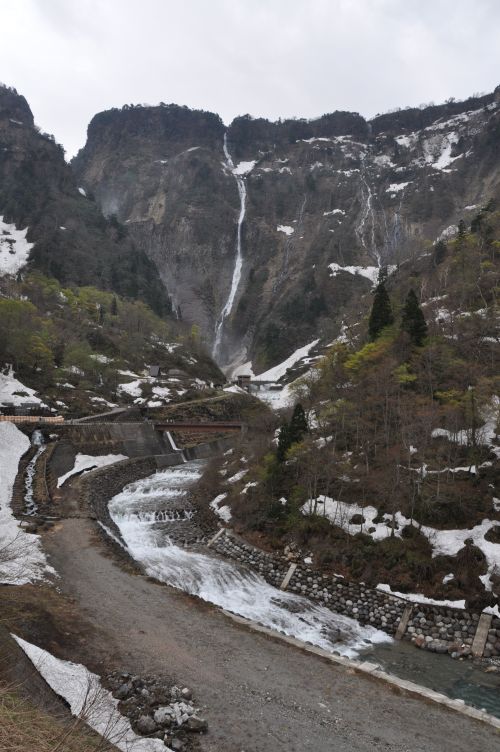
432, 240, 447, 266
289, 403, 308, 444
110, 296, 118, 316
368, 282, 393, 341
276, 423, 292, 462
401, 289, 427, 346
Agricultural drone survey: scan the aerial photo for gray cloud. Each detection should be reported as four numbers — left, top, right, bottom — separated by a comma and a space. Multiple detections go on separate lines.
1, 0, 499, 157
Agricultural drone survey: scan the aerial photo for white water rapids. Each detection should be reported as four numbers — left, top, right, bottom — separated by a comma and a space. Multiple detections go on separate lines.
212, 134, 247, 359
108, 463, 391, 657
24, 429, 46, 515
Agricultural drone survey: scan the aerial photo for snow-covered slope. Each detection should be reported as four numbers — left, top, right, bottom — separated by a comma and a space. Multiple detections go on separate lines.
0, 365, 43, 407
0, 215, 33, 275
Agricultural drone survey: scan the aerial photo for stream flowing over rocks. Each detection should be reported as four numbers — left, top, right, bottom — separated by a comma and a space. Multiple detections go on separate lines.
107, 461, 391, 657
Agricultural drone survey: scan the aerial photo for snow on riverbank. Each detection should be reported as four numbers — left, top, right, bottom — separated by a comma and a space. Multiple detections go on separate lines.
0, 423, 53, 584
57, 453, 128, 487
302, 496, 500, 597
107, 465, 391, 657
209, 493, 232, 522
12, 635, 166, 751
0, 215, 34, 275
376, 584, 465, 609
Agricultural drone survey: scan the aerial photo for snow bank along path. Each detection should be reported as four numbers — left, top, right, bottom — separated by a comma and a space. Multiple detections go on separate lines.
13, 635, 166, 751
107, 463, 391, 658
0, 422, 53, 584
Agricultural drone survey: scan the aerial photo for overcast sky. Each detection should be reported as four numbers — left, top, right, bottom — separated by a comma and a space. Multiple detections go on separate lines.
1, 0, 499, 158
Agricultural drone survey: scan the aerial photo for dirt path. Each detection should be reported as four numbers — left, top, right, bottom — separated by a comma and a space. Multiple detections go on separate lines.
44, 519, 499, 752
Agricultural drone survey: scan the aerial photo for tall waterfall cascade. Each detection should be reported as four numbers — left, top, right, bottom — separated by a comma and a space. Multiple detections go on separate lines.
212, 133, 247, 361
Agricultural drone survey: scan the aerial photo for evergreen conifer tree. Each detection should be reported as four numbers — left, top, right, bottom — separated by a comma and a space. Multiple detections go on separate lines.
401, 289, 427, 346
276, 423, 291, 463
289, 403, 308, 444
368, 282, 393, 341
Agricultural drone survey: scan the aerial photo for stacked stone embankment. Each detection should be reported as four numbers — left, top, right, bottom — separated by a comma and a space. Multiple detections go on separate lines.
212, 532, 405, 634
212, 531, 499, 657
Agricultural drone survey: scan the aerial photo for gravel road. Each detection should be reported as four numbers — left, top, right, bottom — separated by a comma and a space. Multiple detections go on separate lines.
44, 519, 500, 752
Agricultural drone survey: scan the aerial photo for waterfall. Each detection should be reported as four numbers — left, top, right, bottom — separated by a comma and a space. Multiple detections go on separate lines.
24, 430, 46, 516
356, 160, 380, 266
165, 431, 187, 462
212, 133, 247, 360
107, 463, 391, 657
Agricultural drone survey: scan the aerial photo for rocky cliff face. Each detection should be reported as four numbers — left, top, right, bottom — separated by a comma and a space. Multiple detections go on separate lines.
73, 88, 500, 370
0, 85, 169, 316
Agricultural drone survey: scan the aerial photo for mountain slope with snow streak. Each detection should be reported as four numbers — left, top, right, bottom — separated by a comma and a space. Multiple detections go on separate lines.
74, 86, 500, 369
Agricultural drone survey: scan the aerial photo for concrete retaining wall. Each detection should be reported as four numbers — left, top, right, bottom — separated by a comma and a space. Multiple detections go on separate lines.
47, 422, 168, 457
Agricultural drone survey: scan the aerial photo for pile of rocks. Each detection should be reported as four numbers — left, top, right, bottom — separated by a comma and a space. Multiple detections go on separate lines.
105, 672, 208, 750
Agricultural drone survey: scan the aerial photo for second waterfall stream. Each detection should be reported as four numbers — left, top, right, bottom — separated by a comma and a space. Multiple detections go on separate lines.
108, 462, 391, 657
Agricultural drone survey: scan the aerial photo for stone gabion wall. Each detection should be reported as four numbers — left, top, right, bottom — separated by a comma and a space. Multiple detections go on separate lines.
212, 533, 406, 635
406, 605, 479, 655
485, 617, 500, 657
287, 564, 405, 634
212, 534, 289, 588
212, 532, 496, 655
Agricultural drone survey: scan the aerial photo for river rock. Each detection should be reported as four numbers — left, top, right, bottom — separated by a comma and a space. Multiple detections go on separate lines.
180, 687, 192, 701
154, 707, 174, 726
114, 682, 132, 700
169, 739, 184, 751
136, 715, 158, 735
185, 716, 208, 733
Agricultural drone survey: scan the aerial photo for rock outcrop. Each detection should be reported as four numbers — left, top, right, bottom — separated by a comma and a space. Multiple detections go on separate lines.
73, 87, 500, 368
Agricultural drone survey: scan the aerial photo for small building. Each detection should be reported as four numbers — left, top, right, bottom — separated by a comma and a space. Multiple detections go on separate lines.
236, 374, 252, 391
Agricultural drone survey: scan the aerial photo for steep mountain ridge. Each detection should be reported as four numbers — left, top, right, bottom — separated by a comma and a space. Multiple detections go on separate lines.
0, 84, 169, 315
73, 86, 500, 370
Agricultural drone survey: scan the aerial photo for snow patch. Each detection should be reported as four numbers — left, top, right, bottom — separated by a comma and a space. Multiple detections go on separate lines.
57, 453, 127, 487
386, 181, 411, 193
376, 584, 465, 609
232, 160, 257, 176
277, 225, 294, 236
210, 493, 232, 522
0, 215, 34, 275
254, 339, 319, 382
12, 635, 165, 751
0, 365, 43, 406
329, 263, 396, 286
